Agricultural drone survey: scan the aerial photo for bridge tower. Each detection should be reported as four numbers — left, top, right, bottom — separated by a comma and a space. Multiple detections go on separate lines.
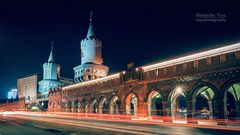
38, 42, 61, 97
73, 11, 109, 82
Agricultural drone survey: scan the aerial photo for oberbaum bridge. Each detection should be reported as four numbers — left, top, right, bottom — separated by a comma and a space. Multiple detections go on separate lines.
3, 12, 240, 124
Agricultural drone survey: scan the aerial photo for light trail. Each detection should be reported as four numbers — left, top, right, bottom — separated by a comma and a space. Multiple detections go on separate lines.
62, 73, 120, 90
33, 124, 47, 129
5, 114, 160, 135
1, 110, 240, 132
142, 42, 240, 71
2, 111, 240, 131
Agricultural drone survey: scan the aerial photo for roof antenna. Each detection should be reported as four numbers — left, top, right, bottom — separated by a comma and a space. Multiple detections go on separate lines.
90, 10, 93, 22
51, 41, 54, 50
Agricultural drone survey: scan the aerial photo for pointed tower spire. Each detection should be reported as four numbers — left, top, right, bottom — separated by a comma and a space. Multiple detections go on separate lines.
74, 10, 109, 82
87, 10, 96, 38
48, 42, 55, 63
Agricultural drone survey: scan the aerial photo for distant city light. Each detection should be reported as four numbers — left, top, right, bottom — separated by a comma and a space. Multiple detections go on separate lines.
8, 88, 18, 99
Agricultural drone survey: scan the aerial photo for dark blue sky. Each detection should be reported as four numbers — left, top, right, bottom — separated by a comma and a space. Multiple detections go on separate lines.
0, 0, 240, 99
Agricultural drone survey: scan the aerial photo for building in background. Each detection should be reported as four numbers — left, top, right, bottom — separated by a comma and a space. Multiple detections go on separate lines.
7, 89, 18, 100
17, 73, 42, 101
60, 77, 74, 87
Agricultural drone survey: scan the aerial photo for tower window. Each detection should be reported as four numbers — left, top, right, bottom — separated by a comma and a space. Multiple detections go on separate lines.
86, 68, 90, 72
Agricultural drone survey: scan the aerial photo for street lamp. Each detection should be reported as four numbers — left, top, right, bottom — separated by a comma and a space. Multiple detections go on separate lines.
175, 86, 185, 96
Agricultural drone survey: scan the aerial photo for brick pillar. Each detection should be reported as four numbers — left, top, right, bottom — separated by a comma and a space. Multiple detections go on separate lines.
147, 101, 151, 116
63, 104, 66, 112
186, 99, 197, 124
162, 100, 171, 122
86, 105, 90, 113
138, 101, 147, 118
213, 96, 227, 125
208, 100, 213, 120
71, 104, 74, 113
119, 102, 126, 114
235, 101, 240, 119
99, 106, 103, 114
110, 105, 114, 114
162, 100, 167, 116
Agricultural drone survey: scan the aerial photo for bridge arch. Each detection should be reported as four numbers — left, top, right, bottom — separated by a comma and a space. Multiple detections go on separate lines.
222, 77, 240, 119
109, 95, 121, 114
125, 93, 138, 115
190, 82, 217, 120
167, 86, 187, 120
98, 97, 109, 114
67, 100, 73, 112
90, 98, 98, 113
62, 100, 67, 112
51, 101, 57, 112
73, 100, 81, 113
29, 102, 42, 112
81, 99, 88, 113
146, 90, 163, 116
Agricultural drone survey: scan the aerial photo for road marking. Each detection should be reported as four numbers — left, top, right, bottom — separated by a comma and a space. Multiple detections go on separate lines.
2, 120, 5, 121
70, 133, 77, 135
33, 124, 47, 129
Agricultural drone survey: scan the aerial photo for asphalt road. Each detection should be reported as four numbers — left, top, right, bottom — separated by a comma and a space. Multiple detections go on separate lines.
0, 113, 240, 135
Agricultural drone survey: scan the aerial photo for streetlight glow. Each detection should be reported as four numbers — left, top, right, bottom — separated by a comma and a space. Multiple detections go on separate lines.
175, 86, 185, 97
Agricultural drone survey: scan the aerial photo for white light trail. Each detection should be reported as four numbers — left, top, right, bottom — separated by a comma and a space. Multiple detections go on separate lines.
62, 73, 120, 90
142, 42, 240, 71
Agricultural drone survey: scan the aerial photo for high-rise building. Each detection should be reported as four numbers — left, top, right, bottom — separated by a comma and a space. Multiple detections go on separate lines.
17, 74, 41, 101
73, 11, 109, 82
38, 44, 61, 96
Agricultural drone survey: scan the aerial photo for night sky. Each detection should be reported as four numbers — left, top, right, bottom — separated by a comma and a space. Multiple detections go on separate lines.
0, 1, 240, 99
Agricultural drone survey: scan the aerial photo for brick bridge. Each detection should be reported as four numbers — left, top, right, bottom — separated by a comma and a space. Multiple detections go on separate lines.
48, 42, 240, 123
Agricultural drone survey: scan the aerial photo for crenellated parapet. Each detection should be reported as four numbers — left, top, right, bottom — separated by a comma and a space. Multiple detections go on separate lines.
49, 87, 62, 96
81, 37, 102, 47
48, 87, 62, 112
